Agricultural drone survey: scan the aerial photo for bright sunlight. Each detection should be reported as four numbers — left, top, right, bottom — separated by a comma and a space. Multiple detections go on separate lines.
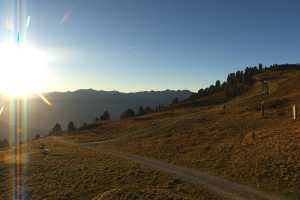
0, 41, 50, 97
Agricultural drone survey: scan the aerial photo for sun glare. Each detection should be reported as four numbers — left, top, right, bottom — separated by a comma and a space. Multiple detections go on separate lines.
0, 42, 50, 97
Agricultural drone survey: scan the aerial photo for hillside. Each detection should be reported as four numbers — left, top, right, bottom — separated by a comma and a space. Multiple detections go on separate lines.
2, 69, 300, 199
0, 137, 223, 200
0, 89, 191, 139
63, 69, 300, 199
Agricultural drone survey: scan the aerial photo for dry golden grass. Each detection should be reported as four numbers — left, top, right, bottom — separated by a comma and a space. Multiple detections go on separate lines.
65, 70, 300, 199
2, 70, 300, 199
0, 137, 223, 200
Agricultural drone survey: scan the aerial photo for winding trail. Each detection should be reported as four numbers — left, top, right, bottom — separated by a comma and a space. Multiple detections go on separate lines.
72, 139, 284, 200
105, 151, 283, 200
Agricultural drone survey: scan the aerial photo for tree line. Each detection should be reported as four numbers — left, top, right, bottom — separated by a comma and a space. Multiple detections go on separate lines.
190, 63, 300, 100
49, 110, 111, 135
120, 96, 184, 119
0, 139, 9, 148
120, 103, 174, 119
49, 102, 172, 134
48, 63, 300, 134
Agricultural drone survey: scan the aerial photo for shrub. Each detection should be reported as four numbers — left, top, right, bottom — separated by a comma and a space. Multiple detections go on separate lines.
101, 110, 110, 121
120, 109, 135, 119
68, 121, 76, 131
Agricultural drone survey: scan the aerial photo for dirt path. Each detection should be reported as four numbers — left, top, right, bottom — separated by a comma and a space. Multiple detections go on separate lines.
104, 151, 283, 200
68, 139, 285, 200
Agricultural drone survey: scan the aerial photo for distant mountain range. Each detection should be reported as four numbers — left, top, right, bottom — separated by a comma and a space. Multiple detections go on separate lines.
0, 89, 192, 139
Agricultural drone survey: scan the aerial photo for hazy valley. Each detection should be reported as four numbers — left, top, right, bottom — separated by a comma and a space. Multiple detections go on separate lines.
2, 65, 300, 199
0, 89, 191, 139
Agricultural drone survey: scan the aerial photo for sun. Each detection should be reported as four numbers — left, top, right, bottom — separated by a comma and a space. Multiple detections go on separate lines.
0, 41, 50, 97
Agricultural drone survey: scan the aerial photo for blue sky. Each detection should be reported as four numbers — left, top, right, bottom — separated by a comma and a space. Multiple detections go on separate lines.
1, 0, 300, 92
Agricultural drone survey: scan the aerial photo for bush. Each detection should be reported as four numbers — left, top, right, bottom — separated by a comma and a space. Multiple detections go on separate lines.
121, 109, 135, 119
79, 123, 99, 131
0, 139, 9, 148
50, 123, 62, 135
35, 134, 41, 140
144, 106, 153, 113
265, 98, 289, 109
68, 121, 76, 131
171, 97, 179, 105
137, 106, 145, 116
101, 110, 110, 120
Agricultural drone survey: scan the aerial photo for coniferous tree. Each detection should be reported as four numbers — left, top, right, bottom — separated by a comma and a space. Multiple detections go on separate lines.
0, 139, 9, 148
121, 108, 135, 119
259, 63, 263, 72
215, 80, 221, 89
35, 134, 41, 140
145, 106, 153, 113
137, 106, 145, 116
79, 122, 88, 130
171, 97, 179, 105
155, 104, 163, 112
190, 63, 300, 101
51, 123, 62, 134
68, 121, 76, 131
101, 110, 110, 120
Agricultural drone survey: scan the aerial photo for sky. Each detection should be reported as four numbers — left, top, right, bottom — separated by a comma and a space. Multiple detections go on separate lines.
1, 0, 300, 92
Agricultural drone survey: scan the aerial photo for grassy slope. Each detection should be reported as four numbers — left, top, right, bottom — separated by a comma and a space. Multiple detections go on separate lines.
2, 70, 300, 199
67, 70, 300, 198
0, 137, 223, 200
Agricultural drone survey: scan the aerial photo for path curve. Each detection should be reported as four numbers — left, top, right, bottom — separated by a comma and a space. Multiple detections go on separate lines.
105, 151, 283, 200
73, 139, 284, 200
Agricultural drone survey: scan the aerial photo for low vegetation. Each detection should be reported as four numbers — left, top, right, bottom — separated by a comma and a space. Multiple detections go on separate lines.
3, 65, 300, 199
0, 139, 9, 148
62, 68, 300, 198
0, 138, 223, 200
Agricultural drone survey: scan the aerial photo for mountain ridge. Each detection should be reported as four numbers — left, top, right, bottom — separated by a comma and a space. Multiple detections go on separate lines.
0, 89, 192, 139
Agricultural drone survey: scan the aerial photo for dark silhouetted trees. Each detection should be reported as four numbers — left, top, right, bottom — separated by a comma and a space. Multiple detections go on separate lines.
193, 64, 276, 101
259, 63, 263, 72
79, 122, 100, 131
155, 105, 162, 112
188, 63, 300, 104
68, 121, 76, 131
136, 105, 154, 116
155, 104, 166, 112
0, 139, 9, 148
121, 108, 135, 119
101, 110, 110, 120
215, 80, 221, 89
50, 123, 62, 135
79, 122, 88, 130
137, 106, 145, 116
144, 106, 153, 113
171, 97, 179, 105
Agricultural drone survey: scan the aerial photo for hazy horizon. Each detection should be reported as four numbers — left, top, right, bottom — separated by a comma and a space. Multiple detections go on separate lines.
1, 1, 300, 200
1, 0, 300, 93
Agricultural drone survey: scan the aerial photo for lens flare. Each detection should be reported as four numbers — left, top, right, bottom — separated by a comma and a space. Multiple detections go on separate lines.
38, 93, 52, 106
26, 16, 30, 28
0, 105, 4, 116
0, 42, 51, 97
4, 19, 13, 31
60, 9, 72, 24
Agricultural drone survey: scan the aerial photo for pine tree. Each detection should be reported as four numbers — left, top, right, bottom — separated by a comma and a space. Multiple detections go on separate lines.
215, 80, 221, 89
171, 97, 179, 105
68, 121, 76, 131
101, 110, 110, 120
51, 123, 62, 135
145, 106, 153, 113
121, 109, 135, 119
138, 106, 145, 116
